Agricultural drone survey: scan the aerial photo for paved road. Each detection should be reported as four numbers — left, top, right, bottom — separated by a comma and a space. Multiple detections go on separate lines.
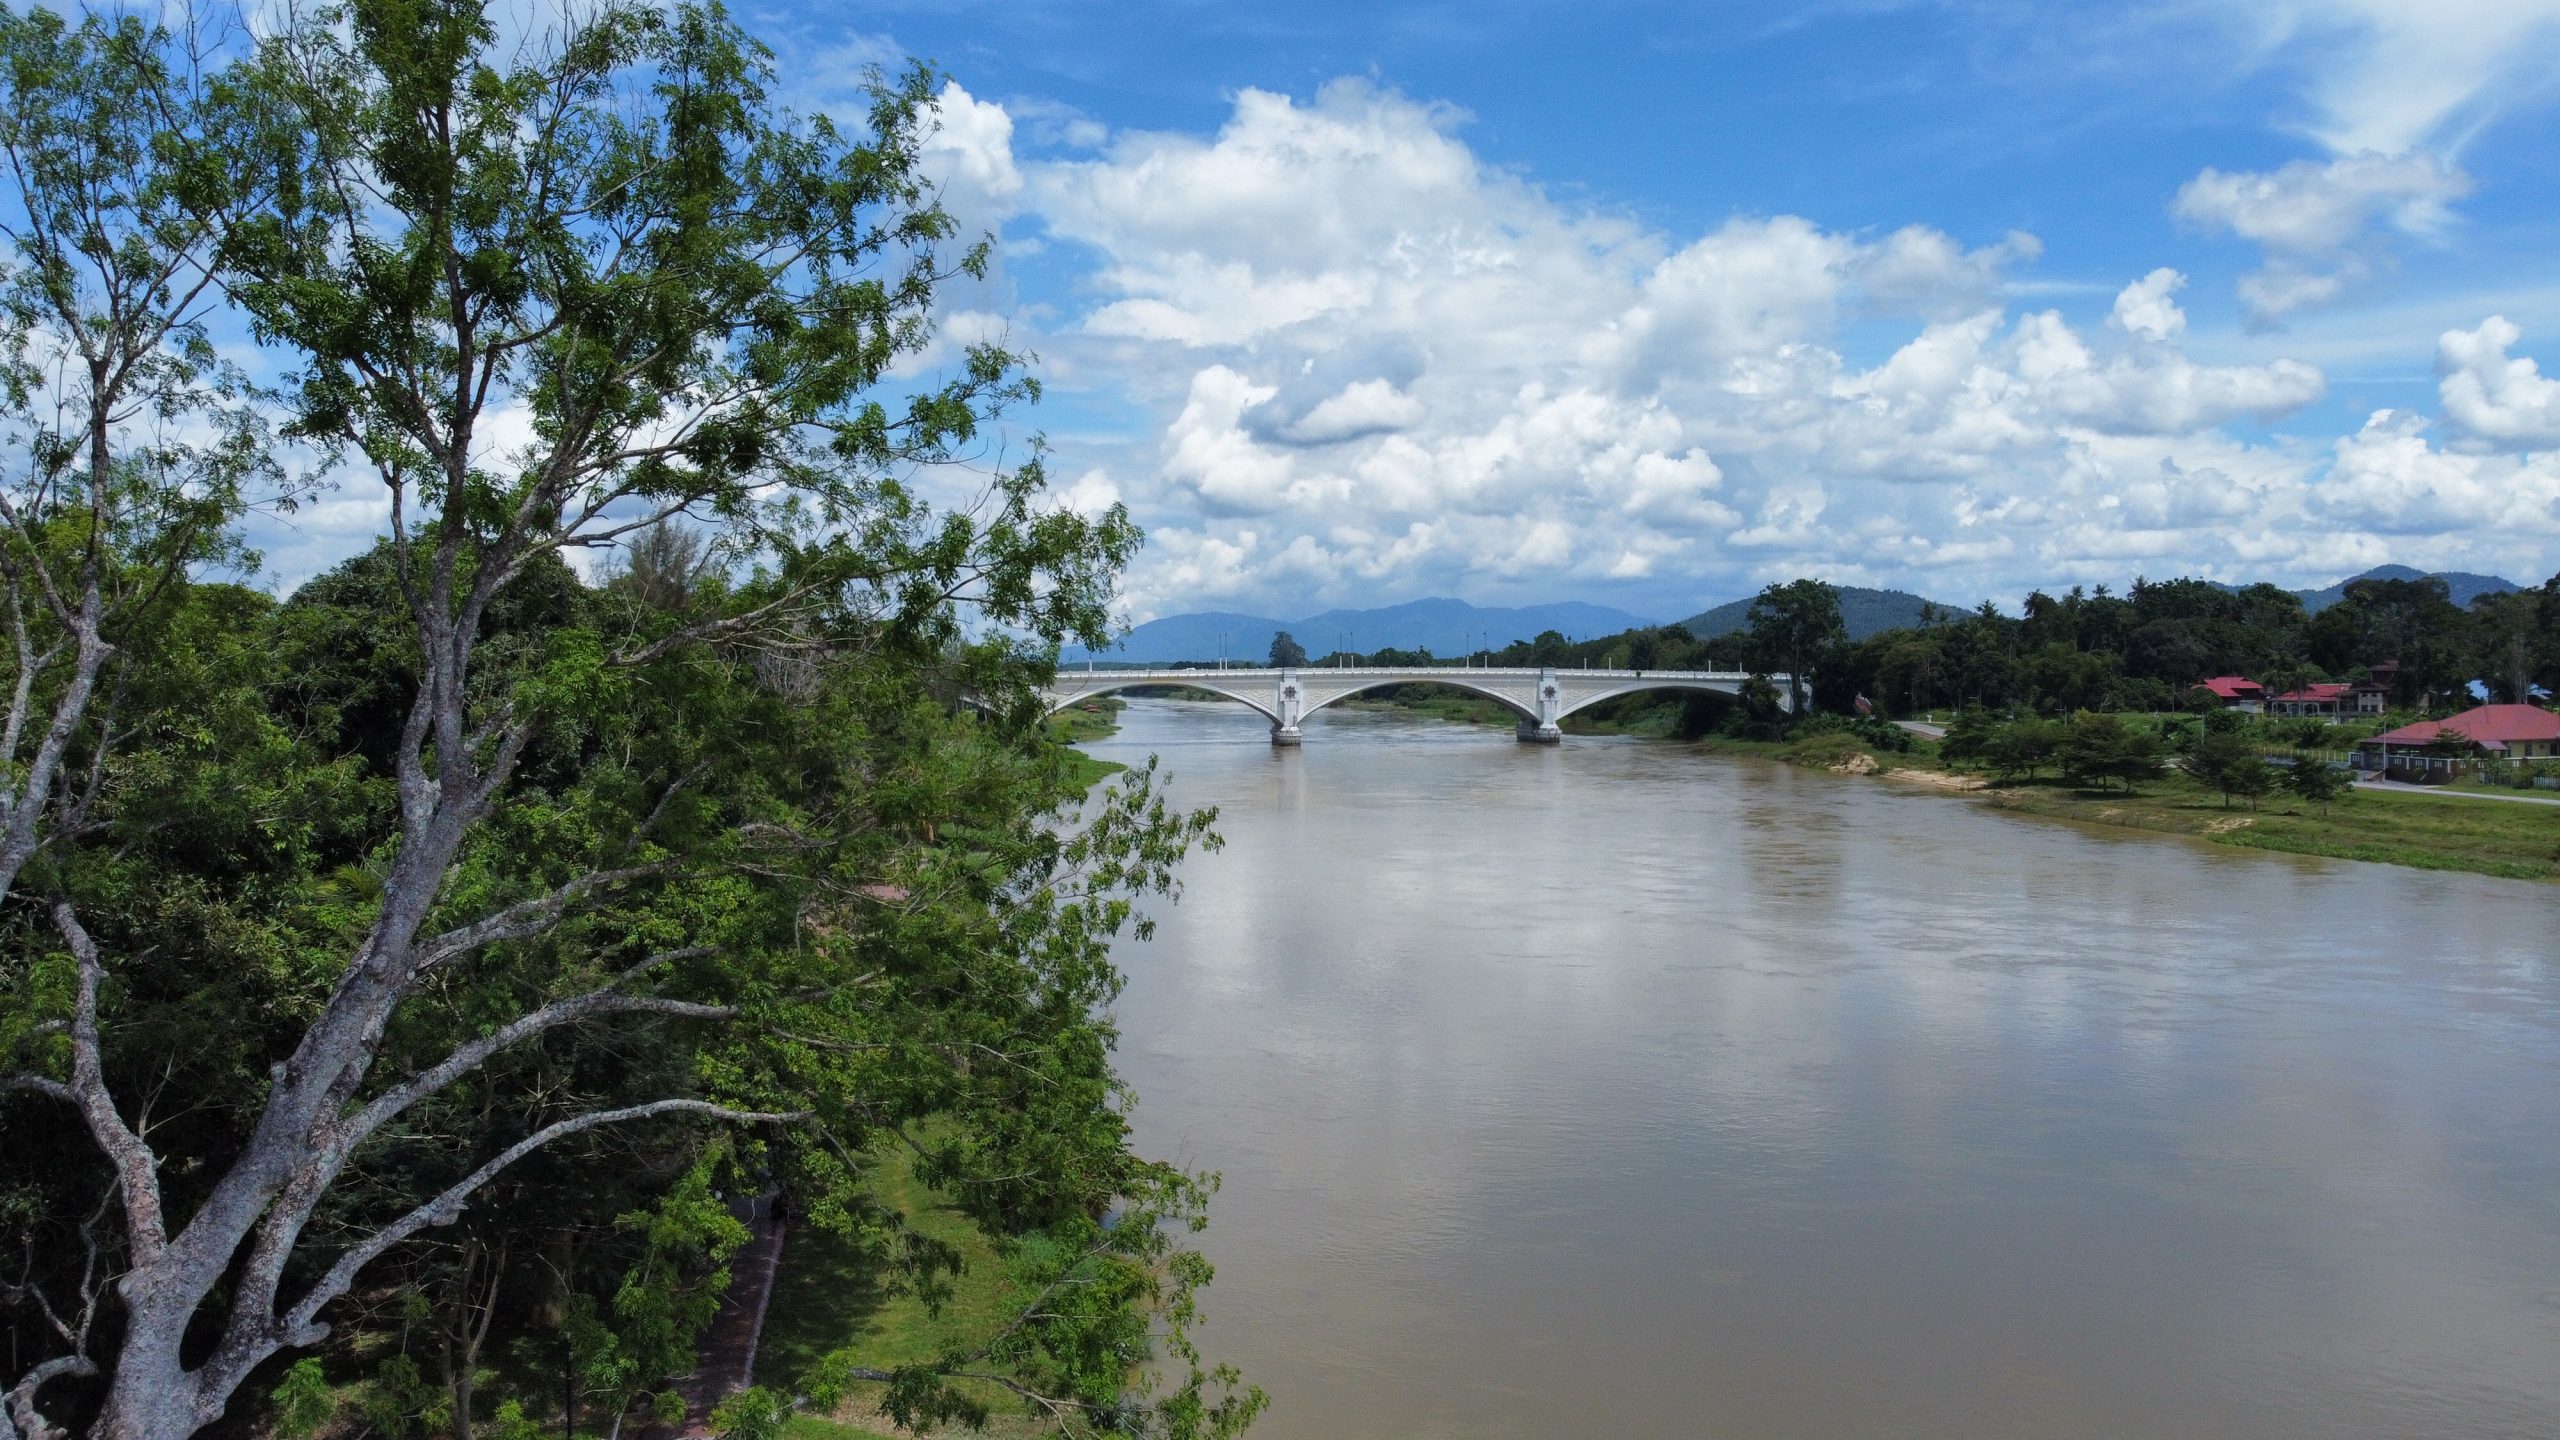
2354, 776, 2560, 808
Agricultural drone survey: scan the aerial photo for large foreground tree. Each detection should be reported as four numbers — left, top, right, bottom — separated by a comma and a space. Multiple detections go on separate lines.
0, 5, 1257, 1439
1743, 579, 1844, 717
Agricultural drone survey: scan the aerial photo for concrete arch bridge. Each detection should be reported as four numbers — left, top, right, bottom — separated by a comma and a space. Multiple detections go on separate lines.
1040, 666, 1791, 745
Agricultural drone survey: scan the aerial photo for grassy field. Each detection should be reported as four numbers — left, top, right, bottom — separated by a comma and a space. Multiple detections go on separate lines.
1711, 729, 2560, 883
762, 1148, 1047, 1440
1968, 774, 2560, 880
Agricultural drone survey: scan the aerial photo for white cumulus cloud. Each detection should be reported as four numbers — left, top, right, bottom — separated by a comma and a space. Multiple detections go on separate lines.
2174, 152, 2471, 323
939, 80, 2560, 618
2437, 316, 2560, 447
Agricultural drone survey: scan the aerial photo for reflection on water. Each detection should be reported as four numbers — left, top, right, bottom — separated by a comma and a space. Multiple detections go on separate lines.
1086, 699, 2560, 1440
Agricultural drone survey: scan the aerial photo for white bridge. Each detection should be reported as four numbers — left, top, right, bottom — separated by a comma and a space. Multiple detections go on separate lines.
1040, 666, 1789, 745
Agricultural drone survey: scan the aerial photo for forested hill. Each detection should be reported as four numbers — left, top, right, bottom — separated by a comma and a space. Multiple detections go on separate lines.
1672, 566, 2528, 639
2289, 565, 2521, 613
1065, 597, 1653, 663
1680, 586, 1958, 641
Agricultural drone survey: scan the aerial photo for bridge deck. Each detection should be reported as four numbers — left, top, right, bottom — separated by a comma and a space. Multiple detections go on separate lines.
1040, 665, 1790, 744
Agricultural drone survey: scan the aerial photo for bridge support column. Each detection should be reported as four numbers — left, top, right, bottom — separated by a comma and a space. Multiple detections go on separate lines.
1271, 670, 1304, 747
1517, 666, 1564, 743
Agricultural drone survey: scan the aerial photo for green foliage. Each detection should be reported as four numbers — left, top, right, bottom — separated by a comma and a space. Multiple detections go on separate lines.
1985, 717, 2065, 781
2058, 712, 2166, 793
1717, 674, 1789, 741
1791, 711, 1913, 753
1743, 579, 1845, 715
362, 1354, 451, 1440
1267, 630, 1306, 667
2286, 756, 2353, 814
1938, 704, 2000, 766
0, 5, 1255, 1437
2182, 731, 2255, 806
268, 1358, 337, 1439
2222, 755, 2279, 810
489, 1400, 551, 1440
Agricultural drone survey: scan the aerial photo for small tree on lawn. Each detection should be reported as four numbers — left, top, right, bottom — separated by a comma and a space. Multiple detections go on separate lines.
2224, 755, 2278, 810
2183, 731, 2250, 807
2287, 754, 2353, 814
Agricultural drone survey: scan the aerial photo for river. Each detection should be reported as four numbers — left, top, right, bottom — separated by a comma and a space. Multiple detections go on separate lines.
1080, 697, 2560, 1440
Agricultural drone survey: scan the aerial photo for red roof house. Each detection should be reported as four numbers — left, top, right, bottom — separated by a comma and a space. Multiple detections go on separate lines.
2355, 704, 2560, 779
2265, 680, 2387, 719
2192, 676, 2266, 710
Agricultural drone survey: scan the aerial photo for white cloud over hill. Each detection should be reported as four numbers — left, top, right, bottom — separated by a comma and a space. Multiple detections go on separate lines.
908, 78, 2559, 620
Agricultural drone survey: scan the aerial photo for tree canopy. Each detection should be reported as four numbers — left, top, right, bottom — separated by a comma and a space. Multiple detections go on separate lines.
1743, 580, 1845, 715
0, 6, 1258, 1440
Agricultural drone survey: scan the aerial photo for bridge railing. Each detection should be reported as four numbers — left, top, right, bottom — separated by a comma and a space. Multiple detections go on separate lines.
1051, 665, 1773, 681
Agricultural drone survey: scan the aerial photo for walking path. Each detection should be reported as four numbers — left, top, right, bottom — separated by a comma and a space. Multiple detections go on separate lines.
662, 1193, 790, 1437
2354, 776, 2560, 808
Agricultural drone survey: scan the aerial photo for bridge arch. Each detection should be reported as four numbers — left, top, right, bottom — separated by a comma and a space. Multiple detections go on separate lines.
1552, 679, 1748, 722
1293, 676, 1539, 725
1041, 675, 1284, 726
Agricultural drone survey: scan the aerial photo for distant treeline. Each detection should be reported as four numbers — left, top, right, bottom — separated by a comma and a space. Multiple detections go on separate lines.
1274, 571, 2560, 722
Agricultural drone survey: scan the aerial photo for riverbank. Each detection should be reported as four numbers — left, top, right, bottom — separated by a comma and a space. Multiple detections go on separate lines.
1683, 732, 2560, 884
1049, 697, 1127, 789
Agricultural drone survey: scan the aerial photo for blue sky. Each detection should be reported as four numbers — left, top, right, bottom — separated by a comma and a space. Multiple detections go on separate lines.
264, 2, 2560, 619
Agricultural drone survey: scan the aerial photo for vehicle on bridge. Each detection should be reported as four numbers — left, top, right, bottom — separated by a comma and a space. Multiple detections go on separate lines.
1039, 665, 1791, 745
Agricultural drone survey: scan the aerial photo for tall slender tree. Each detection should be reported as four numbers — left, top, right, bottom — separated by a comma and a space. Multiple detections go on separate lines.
0, 5, 287, 908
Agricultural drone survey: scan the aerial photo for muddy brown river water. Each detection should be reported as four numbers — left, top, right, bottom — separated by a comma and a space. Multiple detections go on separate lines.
1083, 698, 2560, 1439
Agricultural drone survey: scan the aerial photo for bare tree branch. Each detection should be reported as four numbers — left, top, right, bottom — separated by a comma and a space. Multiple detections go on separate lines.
336, 947, 726, 1154
276, 1099, 810, 1346
50, 902, 166, 1266
411, 863, 671, 973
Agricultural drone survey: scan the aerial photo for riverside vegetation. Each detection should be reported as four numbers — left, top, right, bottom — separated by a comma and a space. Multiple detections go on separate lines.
0, 6, 1259, 1440
1319, 686, 2557, 883
1282, 578, 2560, 884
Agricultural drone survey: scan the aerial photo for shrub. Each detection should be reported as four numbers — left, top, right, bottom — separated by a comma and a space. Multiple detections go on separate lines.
2283, 717, 2332, 747
1792, 711, 1914, 752
1780, 730, 1874, 768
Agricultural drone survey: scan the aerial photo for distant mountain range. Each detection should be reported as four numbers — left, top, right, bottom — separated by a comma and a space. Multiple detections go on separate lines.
1086, 566, 2534, 665
2286, 564, 2522, 613
1063, 597, 1654, 664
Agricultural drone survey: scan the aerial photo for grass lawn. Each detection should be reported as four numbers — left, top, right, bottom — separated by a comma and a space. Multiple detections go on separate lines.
1047, 699, 1127, 791
1683, 729, 2560, 883
1954, 770, 2560, 881
761, 1147, 1047, 1439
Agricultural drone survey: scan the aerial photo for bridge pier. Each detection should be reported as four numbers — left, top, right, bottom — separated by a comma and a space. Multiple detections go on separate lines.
1516, 666, 1564, 743
1271, 670, 1304, 748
